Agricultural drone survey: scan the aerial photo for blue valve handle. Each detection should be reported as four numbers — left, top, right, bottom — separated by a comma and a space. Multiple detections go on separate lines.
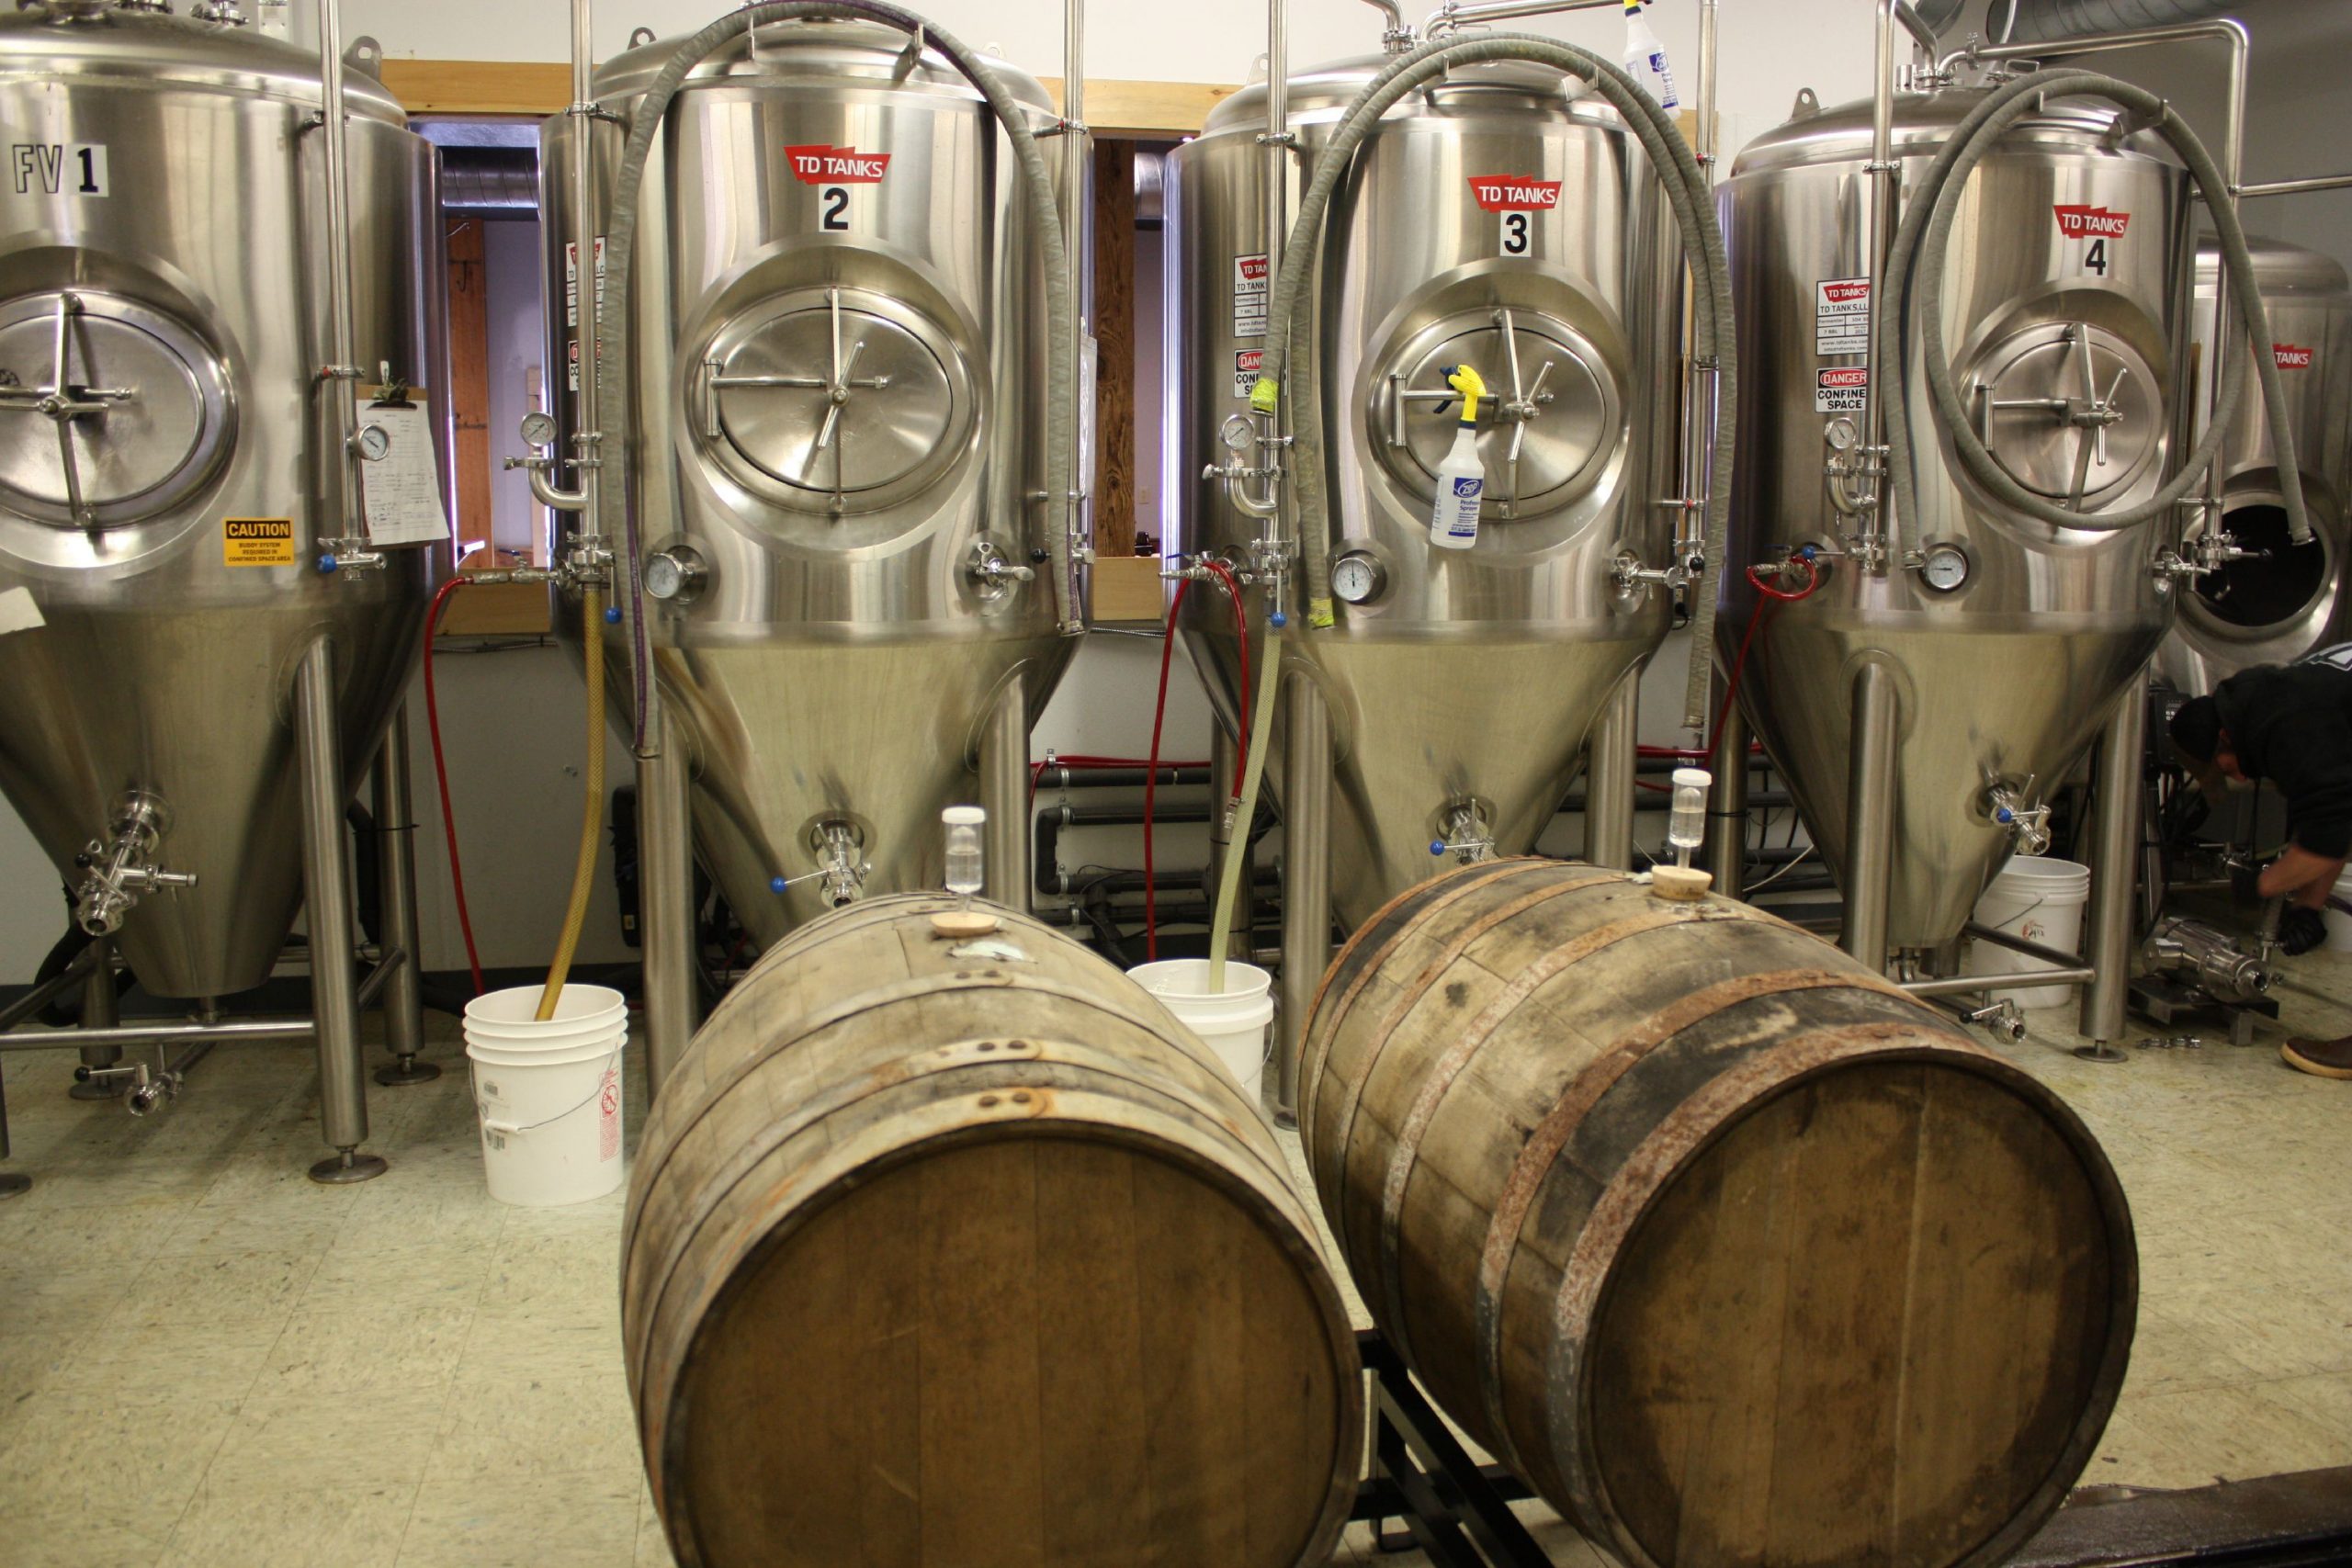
1430, 840, 1448, 857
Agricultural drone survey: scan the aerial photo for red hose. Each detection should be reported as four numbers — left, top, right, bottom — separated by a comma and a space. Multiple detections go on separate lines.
422, 576, 485, 997
1143, 580, 1190, 961
1707, 556, 1822, 758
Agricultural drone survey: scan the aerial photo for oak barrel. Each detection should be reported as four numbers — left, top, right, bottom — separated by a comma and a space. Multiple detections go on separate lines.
623, 895, 1363, 1568
1302, 859, 2136, 1568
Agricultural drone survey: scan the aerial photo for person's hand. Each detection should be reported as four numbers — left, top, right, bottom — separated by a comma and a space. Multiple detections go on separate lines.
2231, 854, 2271, 908
2279, 904, 2328, 957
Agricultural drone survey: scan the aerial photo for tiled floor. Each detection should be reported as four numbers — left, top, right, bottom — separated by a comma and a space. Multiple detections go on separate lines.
1, 949, 2348, 1567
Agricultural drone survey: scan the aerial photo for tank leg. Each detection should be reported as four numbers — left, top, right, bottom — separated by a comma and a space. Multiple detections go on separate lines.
1705, 703, 1749, 897
67, 936, 123, 1099
1840, 662, 1899, 974
295, 638, 386, 1185
638, 704, 698, 1099
1209, 727, 1252, 960
1586, 671, 1640, 870
1278, 675, 1332, 1129
979, 678, 1030, 915
2077, 669, 2148, 1063
372, 706, 436, 1087
0, 1045, 25, 1199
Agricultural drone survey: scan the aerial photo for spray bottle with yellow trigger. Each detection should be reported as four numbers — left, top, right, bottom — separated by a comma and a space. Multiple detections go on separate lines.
1427, 364, 1487, 550
1622, 0, 1679, 109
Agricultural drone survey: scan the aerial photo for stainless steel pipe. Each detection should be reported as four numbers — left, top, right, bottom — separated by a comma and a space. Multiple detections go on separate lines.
2240, 172, 2352, 199
294, 637, 384, 1182
1902, 968, 2094, 999
637, 704, 696, 1095
2, 1020, 320, 1054
372, 707, 427, 1077
1279, 674, 1332, 1126
1840, 662, 1899, 972
980, 678, 1030, 913
2079, 670, 2150, 1055
73, 933, 123, 1094
0, 942, 103, 1038
317, 0, 362, 539
1704, 705, 1747, 897
1585, 672, 1639, 870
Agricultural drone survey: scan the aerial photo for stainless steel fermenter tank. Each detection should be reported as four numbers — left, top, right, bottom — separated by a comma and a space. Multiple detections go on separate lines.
0, 3, 445, 1000
2160, 235, 2352, 693
1165, 56, 1680, 925
1719, 85, 2194, 960
540, 17, 1088, 953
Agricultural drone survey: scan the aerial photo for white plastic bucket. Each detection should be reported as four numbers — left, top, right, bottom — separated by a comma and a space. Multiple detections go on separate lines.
2324, 867, 2352, 953
462, 984, 628, 1206
1964, 857, 2093, 1010
1127, 959, 1276, 1106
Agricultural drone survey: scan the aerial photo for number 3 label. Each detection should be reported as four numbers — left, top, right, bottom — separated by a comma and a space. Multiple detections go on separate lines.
820, 185, 849, 231
1501, 211, 1531, 255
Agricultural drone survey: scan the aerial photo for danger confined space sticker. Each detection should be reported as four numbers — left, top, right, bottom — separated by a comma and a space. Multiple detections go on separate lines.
223, 517, 295, 567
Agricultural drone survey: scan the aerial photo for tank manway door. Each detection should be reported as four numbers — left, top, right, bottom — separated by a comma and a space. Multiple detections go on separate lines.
696, 284, 973, 519
0, 290, 230, 529
1970, 320, 2160, 513
1376, 304, 1616, 520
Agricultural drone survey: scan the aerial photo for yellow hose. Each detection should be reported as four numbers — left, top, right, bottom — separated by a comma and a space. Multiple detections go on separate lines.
537, 583, 605, 1020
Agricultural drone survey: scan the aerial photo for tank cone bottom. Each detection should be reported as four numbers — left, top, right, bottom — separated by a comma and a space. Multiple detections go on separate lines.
2075, 1041, 2132, 1064
0, 1172, 28, 1201
373, 1056, 441, 1088
310, 1148, 389, 1185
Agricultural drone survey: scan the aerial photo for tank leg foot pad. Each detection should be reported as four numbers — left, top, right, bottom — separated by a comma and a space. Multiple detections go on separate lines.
67, 1079, 121, 1101
309, 1151, 390, 1185
2074, 1042, 2131, 1065
0, 1172, 30, 1201
373, 1058, 442, 1088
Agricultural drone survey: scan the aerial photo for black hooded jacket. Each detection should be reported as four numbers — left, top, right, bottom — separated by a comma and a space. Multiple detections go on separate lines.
2213, 661, 2352, 859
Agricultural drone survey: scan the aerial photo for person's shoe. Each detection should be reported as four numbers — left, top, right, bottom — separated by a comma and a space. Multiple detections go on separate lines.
2281, 1035, 2352, 1079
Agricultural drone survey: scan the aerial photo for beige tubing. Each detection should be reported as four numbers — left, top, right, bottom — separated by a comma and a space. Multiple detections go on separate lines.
537, 582, 606, 1020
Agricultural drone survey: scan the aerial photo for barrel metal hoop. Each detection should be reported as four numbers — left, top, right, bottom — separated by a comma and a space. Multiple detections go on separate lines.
627, 965, 1199, 1255
1300, 859, 1556, 1147
1469, 968, 1890, 1452
1543, 1021, 1967, 1550
1329, 871, 1615, 1268
1373, 900, 1747, 1380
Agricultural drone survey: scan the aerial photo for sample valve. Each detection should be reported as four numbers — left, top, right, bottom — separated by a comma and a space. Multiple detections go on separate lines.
74, 792, 196, 936
1428, 799, 1496, 865
1984, 777, 2052, 856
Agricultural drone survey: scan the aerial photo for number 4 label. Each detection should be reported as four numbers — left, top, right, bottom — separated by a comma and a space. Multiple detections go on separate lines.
11, 143, 107, 197
820, 185, 850, 231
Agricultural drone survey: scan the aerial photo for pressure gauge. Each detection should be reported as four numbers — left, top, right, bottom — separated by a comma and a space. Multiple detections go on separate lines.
353, 423, 392, 463
519, 410, 560, 448
1219, 412, 1256, 453
1919, 542, 1971, 593
1330, 549, 1389, 606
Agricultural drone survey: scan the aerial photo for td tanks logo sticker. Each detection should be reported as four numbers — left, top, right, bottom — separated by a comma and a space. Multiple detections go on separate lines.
1466, 175, 1563, 211
785, 144, 892, 184
2054, 203, 2131, 276
2276, 344, 2316, 370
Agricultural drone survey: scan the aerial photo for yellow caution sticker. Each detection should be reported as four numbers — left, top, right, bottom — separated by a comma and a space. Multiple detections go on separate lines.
223, 517, 295, 567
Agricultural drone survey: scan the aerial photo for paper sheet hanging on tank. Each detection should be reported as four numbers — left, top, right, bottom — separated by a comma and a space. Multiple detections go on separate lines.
357, 398, 450, 547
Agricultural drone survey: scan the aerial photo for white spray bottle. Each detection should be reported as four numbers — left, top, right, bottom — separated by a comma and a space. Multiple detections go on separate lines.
1622, 0, 1679, 110
1428, 364, 1488, 551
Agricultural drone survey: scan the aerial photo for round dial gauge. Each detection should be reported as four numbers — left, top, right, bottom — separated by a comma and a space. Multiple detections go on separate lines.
519, 411, 560, 447
1331, 550, 1388, 605
1920, 543, 1970, 592
645, 555, 684, 599
355, 423, 392, 463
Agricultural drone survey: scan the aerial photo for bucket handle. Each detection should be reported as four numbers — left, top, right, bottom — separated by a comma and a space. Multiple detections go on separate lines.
472, 1060, 618, 1136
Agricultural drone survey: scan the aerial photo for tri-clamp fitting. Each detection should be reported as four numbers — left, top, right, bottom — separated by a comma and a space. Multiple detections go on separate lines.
74, 792, 196, 936
809, 820, 872, 910
1611, 547, 1703, 604
1984, 776, 2052, 856
1428, 800, 1496, 866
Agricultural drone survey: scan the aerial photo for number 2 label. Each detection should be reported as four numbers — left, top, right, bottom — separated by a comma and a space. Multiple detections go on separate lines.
1501, 211, 1531, 255
820, 185, 850, 231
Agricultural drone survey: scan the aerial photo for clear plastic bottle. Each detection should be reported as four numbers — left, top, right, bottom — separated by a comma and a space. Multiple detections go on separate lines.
1427, 364, 1487, 550
943, 806, 986, 902
1668, 767, 1710, 868
1622, 1, 1680, 110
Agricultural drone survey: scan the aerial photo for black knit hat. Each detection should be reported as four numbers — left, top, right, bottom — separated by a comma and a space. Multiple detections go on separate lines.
2169, 695, 2223, 763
